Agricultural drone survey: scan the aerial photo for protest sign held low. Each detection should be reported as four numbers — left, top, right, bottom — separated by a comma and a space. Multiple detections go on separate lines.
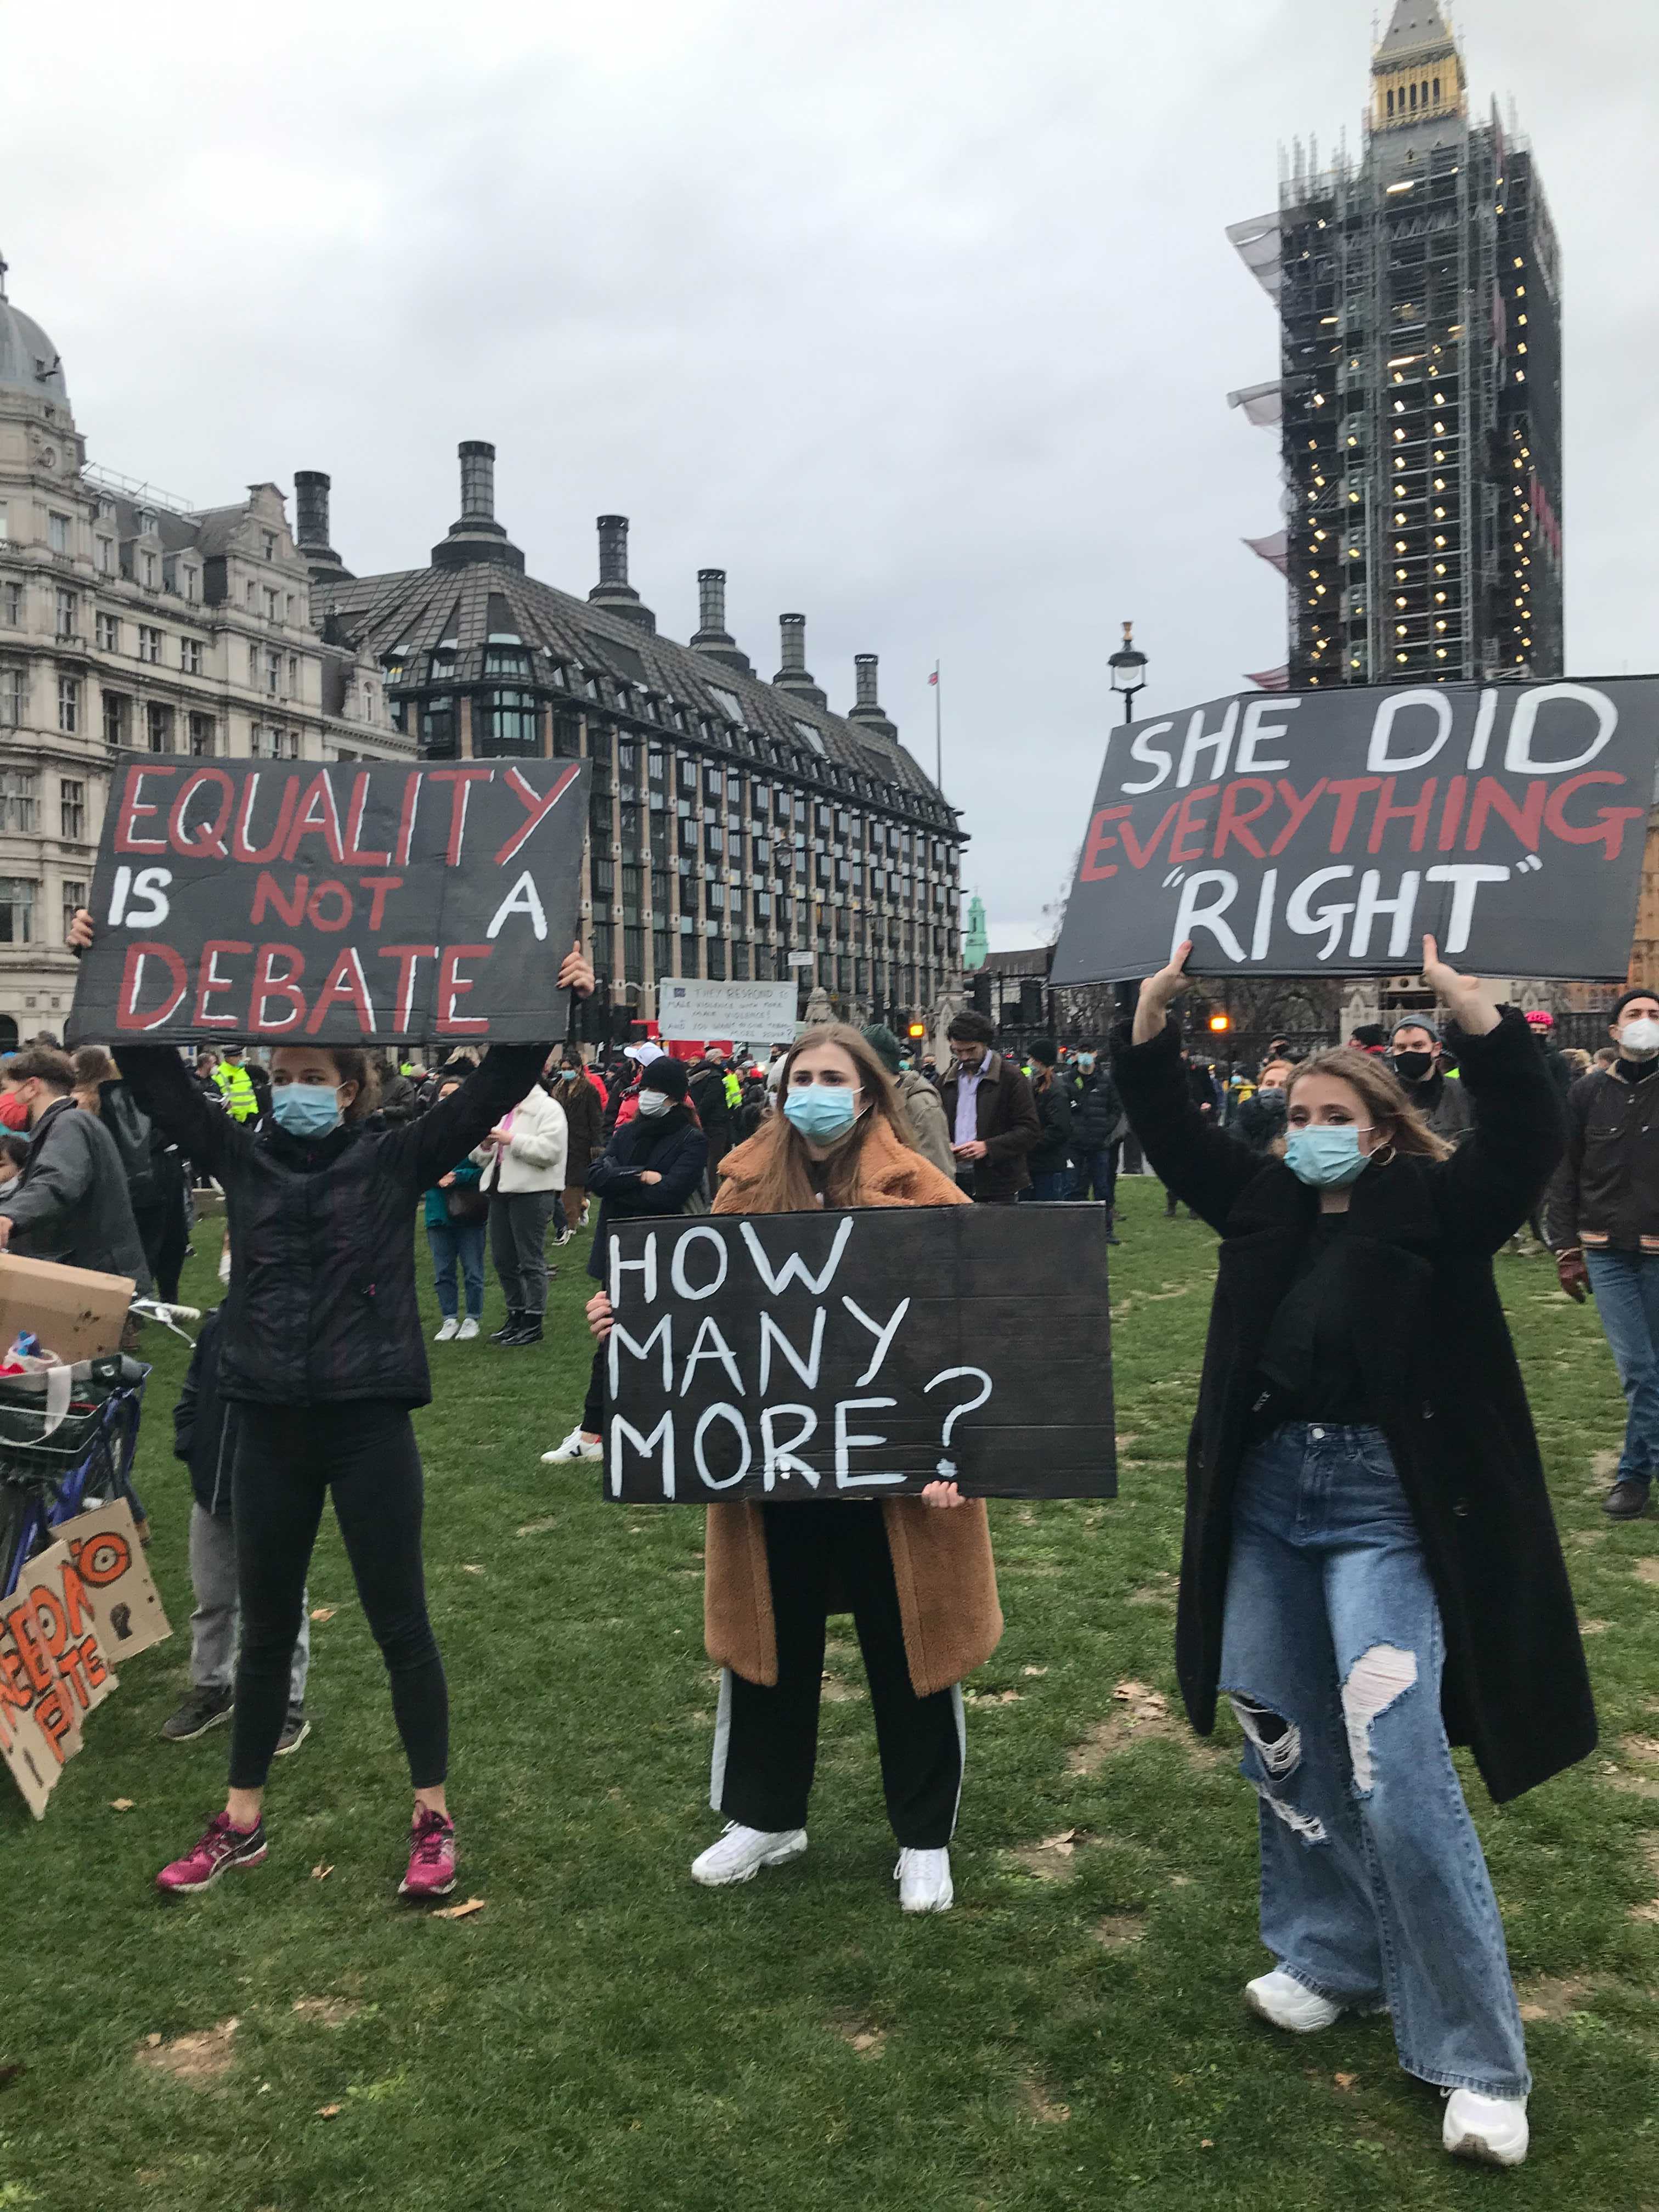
1052, 676, 1659, 985
603, 1204, 1115, 1503
66, 758, 587, 1045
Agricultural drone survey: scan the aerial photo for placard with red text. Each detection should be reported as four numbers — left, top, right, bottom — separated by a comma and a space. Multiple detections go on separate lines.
66, 759, 586, 1045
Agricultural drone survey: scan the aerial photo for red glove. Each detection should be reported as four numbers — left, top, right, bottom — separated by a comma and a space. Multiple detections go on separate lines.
1556, 1250, 1589, 1304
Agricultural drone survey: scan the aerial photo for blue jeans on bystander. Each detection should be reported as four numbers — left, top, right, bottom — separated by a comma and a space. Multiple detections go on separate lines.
1584, 1248, 1659, 1494
1220, 1421, 1530, 2099
427, 1219, 486, 1322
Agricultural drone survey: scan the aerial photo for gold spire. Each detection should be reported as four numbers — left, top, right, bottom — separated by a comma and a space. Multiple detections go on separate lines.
1371, 1, 1466, 132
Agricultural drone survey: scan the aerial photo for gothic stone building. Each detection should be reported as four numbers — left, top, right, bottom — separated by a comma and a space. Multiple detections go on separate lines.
312, 443, 963, 1041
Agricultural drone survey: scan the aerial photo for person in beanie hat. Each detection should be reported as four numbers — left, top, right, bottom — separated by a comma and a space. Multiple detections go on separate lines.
862, 1024, 955, 1180
541, 1052, 708, 1465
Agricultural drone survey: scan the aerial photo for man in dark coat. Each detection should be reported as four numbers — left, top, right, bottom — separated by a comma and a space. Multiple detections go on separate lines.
1023, 1039, 1076, 1200
0, 1045, 152, 1290
686, 1050, 732, 1172
939, 1009, 1039, 1202
1387, 1019, 1472, 1145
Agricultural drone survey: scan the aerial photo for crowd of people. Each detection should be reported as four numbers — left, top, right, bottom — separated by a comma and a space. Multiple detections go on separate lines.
6, 910, 1655, 2169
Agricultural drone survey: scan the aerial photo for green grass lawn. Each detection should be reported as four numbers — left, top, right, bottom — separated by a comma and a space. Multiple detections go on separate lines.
2, 1178, 1656, 2211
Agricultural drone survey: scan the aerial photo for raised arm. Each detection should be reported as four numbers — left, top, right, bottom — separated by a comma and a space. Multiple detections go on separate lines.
1113, 940, 1265, 1232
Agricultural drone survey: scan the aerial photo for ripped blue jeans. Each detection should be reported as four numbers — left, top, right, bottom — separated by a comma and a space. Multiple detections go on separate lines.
1220, 1422, 1530, 2099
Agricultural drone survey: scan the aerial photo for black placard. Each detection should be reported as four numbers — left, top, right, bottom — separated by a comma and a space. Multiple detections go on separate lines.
1052, 677, 1659, 985
65, 759, 586, 1045
602, 1204, 1115, 1503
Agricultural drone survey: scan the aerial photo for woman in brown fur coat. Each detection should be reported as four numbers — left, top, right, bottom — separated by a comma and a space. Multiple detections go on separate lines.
588, 1023, 1001, 1913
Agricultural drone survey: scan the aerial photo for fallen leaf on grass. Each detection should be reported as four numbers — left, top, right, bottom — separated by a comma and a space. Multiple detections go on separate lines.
111, 1798, 135, 1812
309, 1606, 336, 1623
311, 1863, 333, 1882
1022, 1665, 1048, 1678
461, 1564, 485, 1576
1200, 2139, 1214, 2149
431, 1897, 487, 1921
318, 2103, 343, 2119
964, 1688, 1022, 1707
1334, 2072, 1358, 2091
1043, 1828, 1081, 1853
515, 1516, 558, 1538
1018, 2076, 1071, 2124
144, 2034, 162, 2048
1634, 1560, 1659, 1589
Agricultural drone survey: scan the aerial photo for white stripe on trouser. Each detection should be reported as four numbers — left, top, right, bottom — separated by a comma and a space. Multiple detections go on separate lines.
949, 1684, 967, 1838
710, 1666, 734, 1813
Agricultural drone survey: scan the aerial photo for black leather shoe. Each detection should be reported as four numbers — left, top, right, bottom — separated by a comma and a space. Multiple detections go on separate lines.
490, 1311, 524, 1345
1604, 1476, 1652, 1521
503, 1319, 544, 1347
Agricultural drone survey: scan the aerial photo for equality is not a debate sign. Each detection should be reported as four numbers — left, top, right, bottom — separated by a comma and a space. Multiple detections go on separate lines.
1052, 677, 1659, 985
603, 1204, 1114, 1503
66, 759, 587, 1045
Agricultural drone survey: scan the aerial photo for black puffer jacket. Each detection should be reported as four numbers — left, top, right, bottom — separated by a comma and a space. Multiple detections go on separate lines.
122, 1042, 549, 1407
586, 1108, 710, 1283
1074, 1067, 1125, 1153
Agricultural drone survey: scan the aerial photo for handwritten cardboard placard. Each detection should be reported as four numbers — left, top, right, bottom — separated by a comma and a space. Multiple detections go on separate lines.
1, 1538, 116, 1819
57, 1498, 172, 1660
1052, 677, 1659, 984
603, 1204, 1114, 1502
66, 759, 586, 1045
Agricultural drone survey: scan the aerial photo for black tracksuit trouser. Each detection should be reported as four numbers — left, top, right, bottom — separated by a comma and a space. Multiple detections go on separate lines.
227, 1400, 447, 1791
713, 1503, 964, 1848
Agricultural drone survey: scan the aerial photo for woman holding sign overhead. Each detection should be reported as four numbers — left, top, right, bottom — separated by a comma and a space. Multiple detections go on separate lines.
1114, 935, 1592, 2170
586, 1024, 1002, 1915
65, 910, 594, 1906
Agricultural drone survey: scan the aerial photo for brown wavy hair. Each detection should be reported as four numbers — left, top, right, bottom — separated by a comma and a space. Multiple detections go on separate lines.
726, 1023, 916, 1212
1285, 1046, 1453, 1162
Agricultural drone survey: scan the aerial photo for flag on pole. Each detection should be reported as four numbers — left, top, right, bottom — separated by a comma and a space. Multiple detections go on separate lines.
928, 667, 939, 685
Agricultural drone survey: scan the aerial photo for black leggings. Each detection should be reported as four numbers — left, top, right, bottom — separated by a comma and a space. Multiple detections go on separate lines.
228, 1401, 447, 1791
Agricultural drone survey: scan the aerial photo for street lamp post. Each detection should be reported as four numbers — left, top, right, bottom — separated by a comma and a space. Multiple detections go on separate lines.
1108, 621, 1150, 1025
1108, 619, 1148, 726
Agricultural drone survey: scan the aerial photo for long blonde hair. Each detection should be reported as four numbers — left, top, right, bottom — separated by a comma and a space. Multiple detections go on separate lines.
727, 1023, 916, 1212
1285, 1046, 1453, 1162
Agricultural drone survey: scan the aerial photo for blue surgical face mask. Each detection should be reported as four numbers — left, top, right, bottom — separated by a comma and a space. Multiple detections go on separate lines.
271, 1083, 343, 1139
784, 1086, 860, 1144
1283, 1124, 1370, 1188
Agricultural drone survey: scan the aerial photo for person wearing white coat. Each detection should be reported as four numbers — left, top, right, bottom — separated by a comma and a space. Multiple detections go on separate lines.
474, 1077, 568, 1347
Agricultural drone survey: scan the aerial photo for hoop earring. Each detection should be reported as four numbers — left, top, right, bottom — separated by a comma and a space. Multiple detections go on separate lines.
1371, 1140, 1397, 1169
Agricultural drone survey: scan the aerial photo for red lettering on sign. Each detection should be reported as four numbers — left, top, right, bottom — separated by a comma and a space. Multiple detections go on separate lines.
251, 945, 307, 1033
115, 943, 189, 1033
305, 880, 352, 932
428, 769, 495, 866
342, 771, 393, 867
281, 772, 346, 866
1118, 798, 1183, 871
1368, 776, 1437, 855
1267, 779, 1329, 857
1325, 778, 1384, 853
58, 1562, 92, 1637
34, 1680, 72, 1759
251, 872, 308, 928
1079, 806, 1131, 881
168, 767, 235, 858
232, 774, 301, 865
1543, 772, 1646, 861
359, 875, 403, 930
55, 1637, 91, 1709
493, 764, 579, 865
1437, 775, 1469, 851
67, 1531, 131, 1589
194, 941, 251, 1026
379, 946, 439, 1032
114, 765, 176, 853
1465, 777, 1547, 851
436, 945, 491, 1032
1167, 784, 1220, 867
1211, 779, 1277, 861
305, 947, 376, 1036
3, 1605, 52, 1695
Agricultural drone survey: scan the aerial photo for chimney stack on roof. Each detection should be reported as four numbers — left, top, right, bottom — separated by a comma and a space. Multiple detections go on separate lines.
848, 652, 899, 740
293, 470, 353, 583
772, 612, 827, 707
588, 515, 655, 633
690, 567, 752, 675
432, 439, 523, 573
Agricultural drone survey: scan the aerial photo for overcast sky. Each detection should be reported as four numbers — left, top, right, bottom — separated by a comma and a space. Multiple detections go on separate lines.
6, 0, 1655, 946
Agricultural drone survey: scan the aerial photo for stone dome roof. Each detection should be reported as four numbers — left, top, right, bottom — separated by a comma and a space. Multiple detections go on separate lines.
0, 287, 69, 407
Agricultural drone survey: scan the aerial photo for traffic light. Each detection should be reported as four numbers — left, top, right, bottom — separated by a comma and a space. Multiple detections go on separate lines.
1208, 1013, 1231, 1034
906, 1022, 927, 1040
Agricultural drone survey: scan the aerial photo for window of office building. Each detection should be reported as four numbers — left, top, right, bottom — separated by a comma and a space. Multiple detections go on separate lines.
102, 691, 129, 747
189, 714, 217, 758
145, 703, 174, 753
58, 675, 80, 733
476, 691, 539, 756
60, 778, 86, 840
0, 879, 35, 943
61, 879, 87, 943
0, 771, 37, 833
0, 665, 25, 727
55, 588, 76, 640
95, 612, 121, 652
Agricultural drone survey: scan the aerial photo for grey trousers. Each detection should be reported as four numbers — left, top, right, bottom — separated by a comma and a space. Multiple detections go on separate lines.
489, 1189, 558, 1317
189, 1502, 310, 1702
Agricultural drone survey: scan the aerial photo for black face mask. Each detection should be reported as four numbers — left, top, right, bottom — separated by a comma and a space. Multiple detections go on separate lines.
1391, 1051, 1435, 1084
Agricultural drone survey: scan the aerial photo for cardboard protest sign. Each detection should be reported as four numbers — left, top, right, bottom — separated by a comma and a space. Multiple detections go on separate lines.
1, 1538, 117, 1819
56, 1499, 172, 1661
656, 977, 799, 1046
1052, 678, 1659, 984
603, 1204, 1114, 1502
66, 759, 587, 1045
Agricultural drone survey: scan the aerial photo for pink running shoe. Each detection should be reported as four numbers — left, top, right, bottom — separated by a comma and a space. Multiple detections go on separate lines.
156, 1811, 267, 1895
398, 1805, 457, 1900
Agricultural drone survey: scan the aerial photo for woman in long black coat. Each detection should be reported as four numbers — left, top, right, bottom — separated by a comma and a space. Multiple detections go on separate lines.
1115, 935, 1593, 2172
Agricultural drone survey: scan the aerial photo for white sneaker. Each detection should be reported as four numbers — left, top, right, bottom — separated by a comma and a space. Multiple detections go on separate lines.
1245, 1970, 1342, 2033
456, 1317, 479, 1340
541, 1427, 602, 1465
433, 1317, 460, 1342
1443, 2089, 1528, 2168
895, 1847, 953, 1914
691, 1822, 808, 1887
